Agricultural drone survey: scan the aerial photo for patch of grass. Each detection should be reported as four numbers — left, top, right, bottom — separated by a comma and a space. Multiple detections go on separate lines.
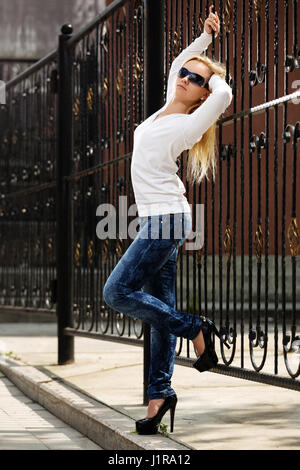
130, 423, 169, 437
159, 423, 169, 437
0, 351, 21, 361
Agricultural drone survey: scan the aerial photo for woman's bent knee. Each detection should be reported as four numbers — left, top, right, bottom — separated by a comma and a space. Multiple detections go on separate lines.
103, 281, 116, 308
103, 280, 127, 310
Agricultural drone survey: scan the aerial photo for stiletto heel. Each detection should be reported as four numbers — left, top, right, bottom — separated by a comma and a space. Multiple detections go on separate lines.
193, 317, 231, 373
135, 394, 177, 435
170, 402, 176, 433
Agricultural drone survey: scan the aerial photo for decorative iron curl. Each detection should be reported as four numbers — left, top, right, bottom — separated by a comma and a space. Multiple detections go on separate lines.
115, 237, 124, 259
102, 238, 109, 263
253, 0, 264, 17
287, 217, 300, 257
249, 62, 267, 86
88, 240, 94, 265
116, 67, 124, 95
133, 55, 142, 82
222, 0, 233, 34
75, 242, 80, 267
172, 31, 181, 60
283, 122, 300, 145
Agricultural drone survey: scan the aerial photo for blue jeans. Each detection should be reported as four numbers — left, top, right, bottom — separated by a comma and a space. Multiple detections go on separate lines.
103, 212, 203, 400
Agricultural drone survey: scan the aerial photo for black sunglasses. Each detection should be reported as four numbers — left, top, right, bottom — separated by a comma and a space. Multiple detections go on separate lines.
177, 67, 209, 90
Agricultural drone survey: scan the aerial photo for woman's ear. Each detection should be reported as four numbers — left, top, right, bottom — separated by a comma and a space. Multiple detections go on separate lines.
202, 91, 210, 101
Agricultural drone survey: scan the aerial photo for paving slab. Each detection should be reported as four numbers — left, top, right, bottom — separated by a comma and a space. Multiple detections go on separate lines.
0, 371, 102, 450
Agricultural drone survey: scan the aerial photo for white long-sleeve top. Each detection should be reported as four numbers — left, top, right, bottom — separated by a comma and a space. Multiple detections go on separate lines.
131, 29, 233, 217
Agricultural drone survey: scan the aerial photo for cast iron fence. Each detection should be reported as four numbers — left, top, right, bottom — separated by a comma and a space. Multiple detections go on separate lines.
0, 0, 300, 400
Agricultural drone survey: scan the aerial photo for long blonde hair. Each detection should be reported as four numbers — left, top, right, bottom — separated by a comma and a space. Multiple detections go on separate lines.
181, 55, 229, 184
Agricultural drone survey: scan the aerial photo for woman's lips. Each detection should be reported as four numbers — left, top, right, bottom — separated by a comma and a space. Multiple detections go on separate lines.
177, 84, 186, 90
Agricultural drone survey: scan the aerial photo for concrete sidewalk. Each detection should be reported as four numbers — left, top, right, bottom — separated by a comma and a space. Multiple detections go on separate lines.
0, 371, 102, 450
0, 321, 300, 450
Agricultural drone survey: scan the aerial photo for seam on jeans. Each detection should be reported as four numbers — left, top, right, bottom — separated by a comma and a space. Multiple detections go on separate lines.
133, 214, 188, 276
133, 239, 174, 280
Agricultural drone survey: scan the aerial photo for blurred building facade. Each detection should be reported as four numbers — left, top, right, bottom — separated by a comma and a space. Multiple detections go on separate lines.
0, 0, 106, 81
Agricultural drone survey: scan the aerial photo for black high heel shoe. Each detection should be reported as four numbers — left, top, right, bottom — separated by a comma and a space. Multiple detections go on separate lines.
193, 317, 230, 373
135, 394, 177, 435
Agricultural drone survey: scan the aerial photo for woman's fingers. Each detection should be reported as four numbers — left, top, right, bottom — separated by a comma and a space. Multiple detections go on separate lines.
209, 13, 219, 23
204, 5, 220, 35
209, 4, 219, 21
207, 18, 218, 31
209, 18, 218, 26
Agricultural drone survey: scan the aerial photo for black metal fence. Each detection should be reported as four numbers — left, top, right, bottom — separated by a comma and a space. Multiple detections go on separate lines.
0, 58, 41, 83
1, 0, 300, 398
0, 48, 58, 312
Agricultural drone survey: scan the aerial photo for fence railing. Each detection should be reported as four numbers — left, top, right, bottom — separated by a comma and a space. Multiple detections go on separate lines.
0, 58, 41, 83
0, 47, 58, 312
0, 0, 300, 400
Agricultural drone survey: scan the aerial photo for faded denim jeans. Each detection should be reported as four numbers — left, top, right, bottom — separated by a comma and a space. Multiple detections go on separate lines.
103, 212, 203, 400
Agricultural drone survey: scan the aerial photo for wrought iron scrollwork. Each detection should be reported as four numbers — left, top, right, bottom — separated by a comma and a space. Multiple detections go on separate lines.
249, 62, 266, 86
172, 31, 180, 60
287, 217, 300, 257
115, 237, 124, 259
102, 239, 109, 263
101, 77, 109, 102
88, 240, 94, 265
223, 225, 233, 261
222, 0, 233, 34
116, 67, 124, 95
285, 54, 299, 73
253, 0, 264, 17
87, 86, 94, 111
247, 132, 269, 371
282, 121, 300, 378
73, 97, 80, 120
75, 242, 81, 267
133, 56, 142, 82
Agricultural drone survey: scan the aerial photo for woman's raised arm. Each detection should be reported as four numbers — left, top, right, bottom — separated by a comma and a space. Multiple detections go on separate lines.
166, 5, 220, 102
166, 30, 213, 103
182, 73, 232, 149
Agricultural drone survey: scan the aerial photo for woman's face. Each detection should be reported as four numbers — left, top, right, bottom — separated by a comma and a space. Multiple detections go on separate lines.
175, 59, 212, 105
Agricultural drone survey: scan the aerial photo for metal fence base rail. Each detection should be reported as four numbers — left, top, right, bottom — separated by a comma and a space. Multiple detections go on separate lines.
64, 327, 143, 347
174, 357, 300, 392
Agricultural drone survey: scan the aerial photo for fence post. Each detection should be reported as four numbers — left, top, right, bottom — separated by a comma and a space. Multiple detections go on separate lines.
56, 24, 74, 365
142, 0, 165, 405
